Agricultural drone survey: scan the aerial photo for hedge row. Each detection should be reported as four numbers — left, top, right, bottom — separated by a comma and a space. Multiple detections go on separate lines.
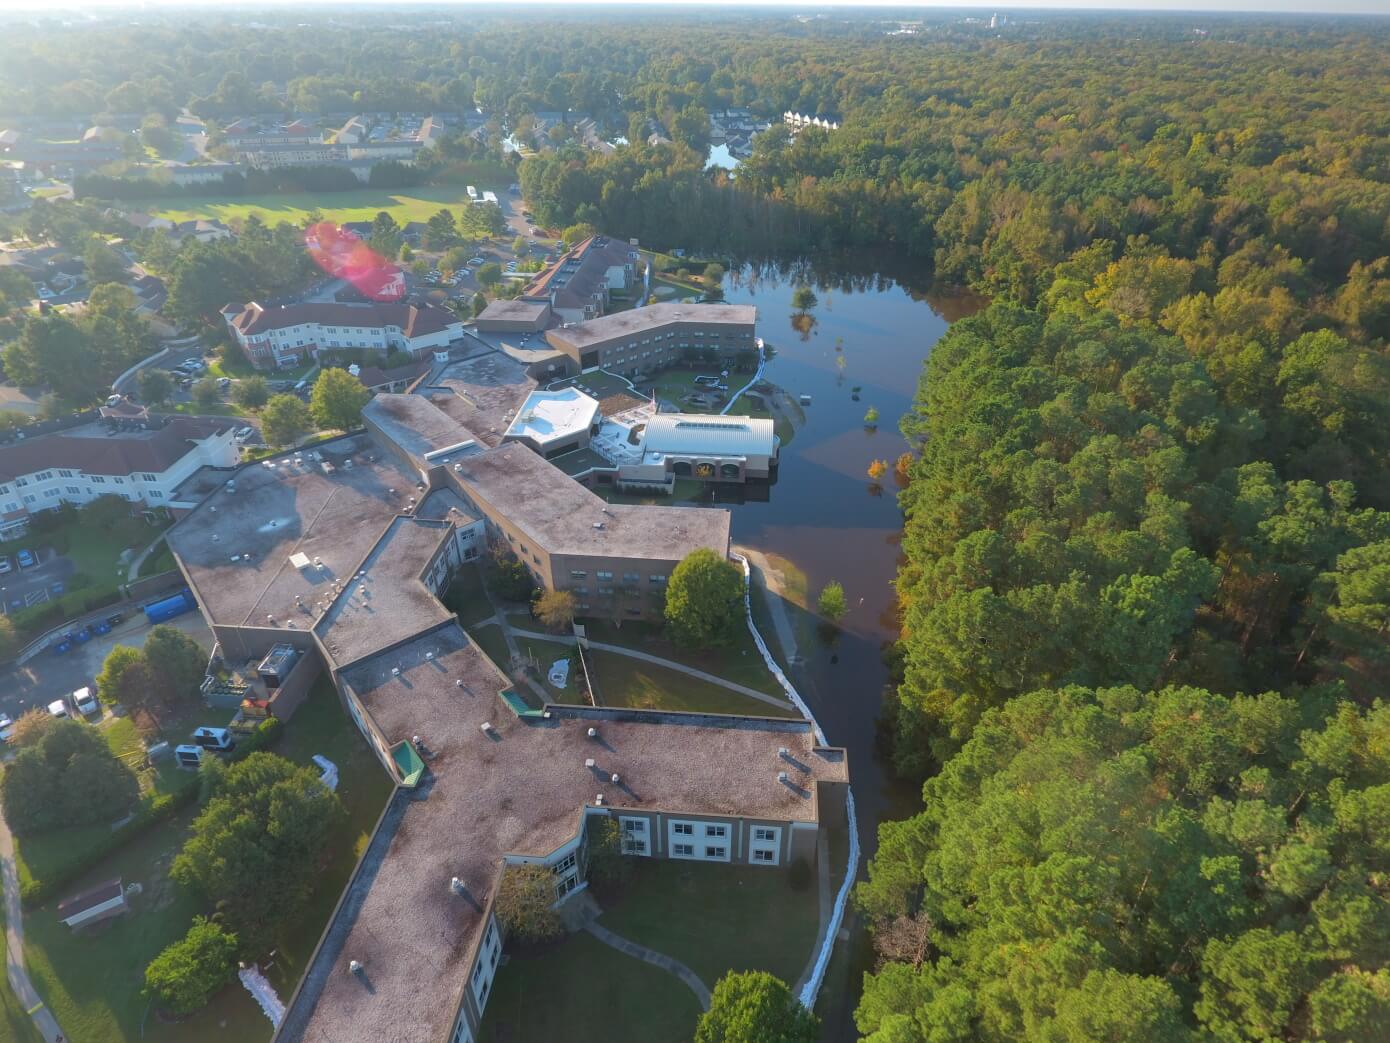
19, 717, 285, 908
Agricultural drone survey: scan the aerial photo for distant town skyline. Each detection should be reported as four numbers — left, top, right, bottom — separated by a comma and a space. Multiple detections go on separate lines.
0, 0, 1387, 15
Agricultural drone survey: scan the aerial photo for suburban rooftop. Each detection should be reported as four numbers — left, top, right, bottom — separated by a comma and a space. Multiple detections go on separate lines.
165, 435, 415, 629
544, 301, 757, 351
447, 441, 731, 560
420, 352, 538, 448
282, 627, 846, 1043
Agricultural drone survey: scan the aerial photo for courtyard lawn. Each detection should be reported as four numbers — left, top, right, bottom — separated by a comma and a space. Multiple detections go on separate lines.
139, 185, 499, 228
19, 679, 394, 1043
583, 647, 798, 718
444, 563, 495, 628
467, 622, 513, 676
477, 930, 702, 1043
582, 618, 785, 697
598, 856, 821, 990
0, 902, 44, 1043
510, 635, 580, 701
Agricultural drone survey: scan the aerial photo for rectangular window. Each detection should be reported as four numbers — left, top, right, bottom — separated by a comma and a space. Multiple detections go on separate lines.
58, 469, 73, 478
570, 570, 587, 579
673, 823, 693, 836
673, 843, 694, 856
649, 575, 666, 584
753, 849, 775, 863
596, 571, 613, 581
91, 476, 106, 484
705, 824, 727, 838
622, 572, 639, 582
705, 846, 727, 859
754, 828, 776, 842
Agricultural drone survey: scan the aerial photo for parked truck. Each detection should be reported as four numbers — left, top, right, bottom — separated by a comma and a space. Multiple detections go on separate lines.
144, 589, 196, 625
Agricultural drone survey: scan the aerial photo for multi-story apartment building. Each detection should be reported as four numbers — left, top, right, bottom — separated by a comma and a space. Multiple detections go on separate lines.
0, 416, 236, 538
221, 300, 463, 370
163, 387, 847, 1043
520, 235, 638, 323
544, 301, 758, 375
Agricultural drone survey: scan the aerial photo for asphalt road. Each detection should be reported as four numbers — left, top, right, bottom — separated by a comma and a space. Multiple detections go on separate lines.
0, 611, 213, 721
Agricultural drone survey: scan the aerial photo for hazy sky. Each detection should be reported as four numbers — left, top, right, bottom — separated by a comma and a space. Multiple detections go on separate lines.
0, 0, 1386, 14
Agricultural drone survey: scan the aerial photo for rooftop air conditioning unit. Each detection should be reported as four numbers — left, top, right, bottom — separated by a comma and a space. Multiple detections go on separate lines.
450, 877, 466, 895
610, 773, 620, 785
425, 651, 434, 661
585, 758, 596, 769
455, 679, 464, 688
595, 794, 604, 805
481, 721, 493, 734
778, 746, 790, 759
778, 771, 791, 784
587, 727, 597, 739
349, 960, 364, 975
391, 667, 400, 677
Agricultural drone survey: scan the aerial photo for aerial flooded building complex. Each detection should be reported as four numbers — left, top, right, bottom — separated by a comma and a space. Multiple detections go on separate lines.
164, 304, 846, 1042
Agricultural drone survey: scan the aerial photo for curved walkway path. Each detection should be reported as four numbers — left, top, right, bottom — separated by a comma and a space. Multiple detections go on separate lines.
0, 813, 65, 1042
507, 628, 794, 712
583, 922, 712, 1011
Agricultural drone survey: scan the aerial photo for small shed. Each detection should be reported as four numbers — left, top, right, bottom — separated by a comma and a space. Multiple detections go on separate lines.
57, 878, 127, 929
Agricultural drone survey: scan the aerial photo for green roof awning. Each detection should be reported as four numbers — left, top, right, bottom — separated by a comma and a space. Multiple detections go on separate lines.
391, 741, 426, 788
500, 688, 545, 718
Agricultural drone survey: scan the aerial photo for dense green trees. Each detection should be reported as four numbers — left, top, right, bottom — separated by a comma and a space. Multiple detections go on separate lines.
664, 548, 745, 649
171, 752, 344, 952
260, 394, 312, 448
857, 685, 1390, 1043
309, 366, 369, 432
0, 719, 140, 835
144, 917, 239, 1015
493, 863, 563, 944
696, 971, 819, 1043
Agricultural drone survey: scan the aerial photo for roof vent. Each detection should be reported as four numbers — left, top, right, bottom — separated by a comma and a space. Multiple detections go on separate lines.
778, 771, 791, 784
450, 876, 466, 895
455, 679, 464, 688
778, 746, 790, 759
595, 794, 604, 805
587, 727, 598, 739
349, 960, 364, 975
610, 773, 620, 785
584, 758, 596, 769
592, 521, 604, 530
481, 721, 493, 734
211, 534, 220, 542
425, 650, 434, 661
391, 666, 400, 677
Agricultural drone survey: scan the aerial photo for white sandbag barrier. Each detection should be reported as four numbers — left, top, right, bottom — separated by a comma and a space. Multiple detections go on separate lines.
730, 552, 862, 1010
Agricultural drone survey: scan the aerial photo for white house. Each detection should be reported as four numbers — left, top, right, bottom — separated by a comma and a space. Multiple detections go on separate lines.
0, 415, 237, 537
221, 301, 464, 370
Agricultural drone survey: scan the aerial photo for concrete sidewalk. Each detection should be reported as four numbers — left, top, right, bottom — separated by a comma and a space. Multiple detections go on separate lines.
0, 813, 66, 1042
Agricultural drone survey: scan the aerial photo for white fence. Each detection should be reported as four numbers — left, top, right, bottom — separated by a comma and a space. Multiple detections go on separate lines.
730, 552, 861, 1010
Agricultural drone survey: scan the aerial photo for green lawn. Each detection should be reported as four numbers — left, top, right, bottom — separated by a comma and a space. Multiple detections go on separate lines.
20, 679, 394, 1043
444, 564, 495, 628
0, 895, 46, 1043
598, 857, 821, 990
581, 618, 784, 696
140, 185, 507, 227
477, 931, 702, 1043
467, 623, 512, 676
141, 540, 177, 577
584, 647, 797, 718
172, 400, 248, 418
510, 635, 579, 701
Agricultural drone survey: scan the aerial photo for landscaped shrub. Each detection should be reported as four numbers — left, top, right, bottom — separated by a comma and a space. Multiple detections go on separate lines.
145, 916, 239, 1016
494, 863, 564, 944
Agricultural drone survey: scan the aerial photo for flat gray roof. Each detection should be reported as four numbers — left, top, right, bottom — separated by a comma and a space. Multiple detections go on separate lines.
313, 516, 460, 668
362, 394, 477, 462
166, 436, 415, 629
546, 302, 757, 351
448, 442, 730, 561
284, 627, 846, 1043
421, 353, 537, 448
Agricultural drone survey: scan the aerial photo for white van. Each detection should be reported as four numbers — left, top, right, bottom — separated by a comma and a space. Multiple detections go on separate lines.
73, 686, 99, 716
47, 698, 70, 718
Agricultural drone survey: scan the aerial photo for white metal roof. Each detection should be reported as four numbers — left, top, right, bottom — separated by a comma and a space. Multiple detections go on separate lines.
641, 413, 776, 458
503, 387, 601, 446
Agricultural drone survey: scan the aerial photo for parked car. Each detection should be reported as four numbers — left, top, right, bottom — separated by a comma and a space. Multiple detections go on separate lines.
467, 257, 484, 266
73, 686, 99, 716
0, 714, 13, 743
234, 426, 256, 444
106, 612, 124, 627
218, 377, 232, 389
16, 549, 36, 569
0, 555, 11, 574
47, 698, 69, 719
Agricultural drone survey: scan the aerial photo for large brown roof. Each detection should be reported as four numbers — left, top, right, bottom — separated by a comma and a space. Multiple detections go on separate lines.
523, 235, 636, 310
0, 416, 233, 483
225, 300, 461, 340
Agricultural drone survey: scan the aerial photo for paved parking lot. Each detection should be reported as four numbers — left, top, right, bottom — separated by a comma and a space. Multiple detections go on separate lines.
0, 611, 214, 721
0, 546, 75, 614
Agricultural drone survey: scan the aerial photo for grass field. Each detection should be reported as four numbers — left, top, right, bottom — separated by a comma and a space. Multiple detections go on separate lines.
140, 185, 501, 227
477, 931, 702, 1043
581, 618, 784, 696
20, 679, 394, 1043
598, 856, 821, 991
584, 648, 797, 717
